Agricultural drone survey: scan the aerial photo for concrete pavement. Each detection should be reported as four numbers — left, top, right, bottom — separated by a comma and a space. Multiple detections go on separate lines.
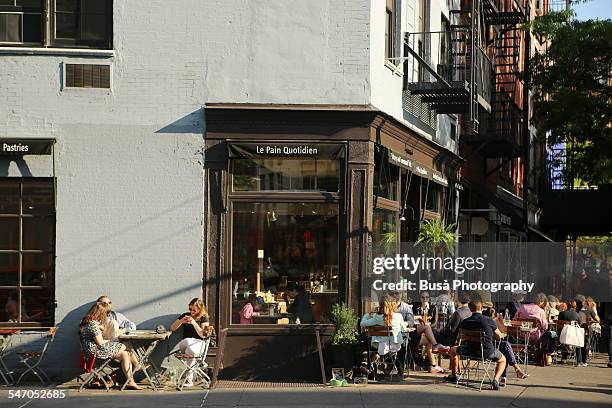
0, 355, 610, 408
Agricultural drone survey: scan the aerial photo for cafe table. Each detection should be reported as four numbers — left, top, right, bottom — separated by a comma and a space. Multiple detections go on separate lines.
0, 329, 21, 385
118, 330, 171, 391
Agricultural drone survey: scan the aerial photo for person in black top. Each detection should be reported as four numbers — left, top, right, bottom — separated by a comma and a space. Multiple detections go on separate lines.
604, 312, 612, 368
170, 298, 213, 386
434, 292, 472, 347
446, 299, 507, 390
283, 283, 313, 323
558, 299, 588, 365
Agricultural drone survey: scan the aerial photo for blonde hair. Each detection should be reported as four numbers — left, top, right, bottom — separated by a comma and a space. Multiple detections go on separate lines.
378, 297, 398, 327
189, 298, 208, 320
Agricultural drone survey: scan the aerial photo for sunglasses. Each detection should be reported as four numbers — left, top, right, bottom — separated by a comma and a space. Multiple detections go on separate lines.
101, 301, 112, 305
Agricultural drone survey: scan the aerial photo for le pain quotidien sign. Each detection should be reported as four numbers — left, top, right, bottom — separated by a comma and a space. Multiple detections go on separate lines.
0, 139, 54, 156
228, 142, 345, 159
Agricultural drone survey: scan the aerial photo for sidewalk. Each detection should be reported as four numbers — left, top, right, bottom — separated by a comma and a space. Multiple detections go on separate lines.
1, 355, 610, 408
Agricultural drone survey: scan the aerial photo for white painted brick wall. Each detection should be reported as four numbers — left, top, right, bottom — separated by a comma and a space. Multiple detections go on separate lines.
0, 0, 454, 376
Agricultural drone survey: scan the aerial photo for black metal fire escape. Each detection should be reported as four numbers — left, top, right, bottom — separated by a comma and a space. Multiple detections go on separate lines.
471, 0, 528, 160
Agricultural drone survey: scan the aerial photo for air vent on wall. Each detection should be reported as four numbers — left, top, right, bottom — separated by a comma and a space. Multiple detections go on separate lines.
64, 64, 110, 88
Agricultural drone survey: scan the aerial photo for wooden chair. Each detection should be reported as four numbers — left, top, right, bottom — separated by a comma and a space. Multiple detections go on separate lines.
78, 352, 119, 392
456, 329, 498, 391
365, 326, 402, 382
173, 326, 215, 390
15, 327, 57, 386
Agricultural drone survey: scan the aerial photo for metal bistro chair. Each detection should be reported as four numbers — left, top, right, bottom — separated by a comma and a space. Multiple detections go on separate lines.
15, 327, 58, 386
174, 334, 213, 390
456, 329, 498, 391
365, 326, 402, 382
78, 351, 119, 392
0, 329, 20, 385
505, 323, 530, 373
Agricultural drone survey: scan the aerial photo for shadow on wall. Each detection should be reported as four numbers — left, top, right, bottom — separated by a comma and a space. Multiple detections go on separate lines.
156, 109, 205, 134
0, 158, 33, 177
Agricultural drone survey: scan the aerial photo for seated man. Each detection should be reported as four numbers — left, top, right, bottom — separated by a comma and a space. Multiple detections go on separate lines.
97, 296, 137, 340
446, 299, 507, 390
434, 291, 472, 347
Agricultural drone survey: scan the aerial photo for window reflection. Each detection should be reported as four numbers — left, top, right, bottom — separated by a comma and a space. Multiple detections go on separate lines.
233, 159, 339, 192
231, 202, 339, 324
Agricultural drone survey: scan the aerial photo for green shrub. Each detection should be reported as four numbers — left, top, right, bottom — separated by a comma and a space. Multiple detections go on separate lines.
329, 303, 359, 346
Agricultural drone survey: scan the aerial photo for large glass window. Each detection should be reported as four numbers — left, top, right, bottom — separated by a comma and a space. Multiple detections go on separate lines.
0, 179, 55, 326
233, 158, 339, 192
231, 202, 339, 325
0, 0, 112, 48
373, 208, 397, 255
425, 182, 441, 212
374, 154, 399, 201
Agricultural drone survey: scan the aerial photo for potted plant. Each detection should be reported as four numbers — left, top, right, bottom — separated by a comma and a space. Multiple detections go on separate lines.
327, 303, 359, 377
416, 218, 458, 254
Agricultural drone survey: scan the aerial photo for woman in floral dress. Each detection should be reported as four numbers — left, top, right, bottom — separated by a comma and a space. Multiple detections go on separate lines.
79, 301, 142, 390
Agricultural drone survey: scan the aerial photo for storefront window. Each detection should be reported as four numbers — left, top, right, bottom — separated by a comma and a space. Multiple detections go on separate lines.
374, 157, 399, 201
233, 159, 339, 192
425, 182, 441, 212
0, 179, 55, 326
231, 202, 339, 324
373, 208, 397, 255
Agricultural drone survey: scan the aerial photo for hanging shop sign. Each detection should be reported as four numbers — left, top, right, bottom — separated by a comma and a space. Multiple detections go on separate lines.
0, 139, 55, 155
388, 150, 413, 169
431, 170, 448, 187
228, 142, 345, 159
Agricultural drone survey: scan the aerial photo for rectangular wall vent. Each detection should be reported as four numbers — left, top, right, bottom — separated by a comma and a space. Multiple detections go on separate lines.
64, 64, 110, 88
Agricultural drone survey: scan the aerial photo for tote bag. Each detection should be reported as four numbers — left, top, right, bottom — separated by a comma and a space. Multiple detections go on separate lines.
560, 321, 585, 347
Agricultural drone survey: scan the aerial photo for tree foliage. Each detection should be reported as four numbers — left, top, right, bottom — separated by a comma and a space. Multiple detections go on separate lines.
529, 10, 612, 186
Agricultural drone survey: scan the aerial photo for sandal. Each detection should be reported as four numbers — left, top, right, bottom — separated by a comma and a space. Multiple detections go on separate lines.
516, 370, 529, 380
499, 377, 507, 387
126, 382, 143, 390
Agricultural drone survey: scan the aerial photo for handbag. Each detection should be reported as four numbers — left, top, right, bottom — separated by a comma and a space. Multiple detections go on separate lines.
560, 321, 585, 347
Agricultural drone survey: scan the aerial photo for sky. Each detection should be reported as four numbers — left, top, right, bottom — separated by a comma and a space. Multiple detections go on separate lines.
572, 0, 612, 20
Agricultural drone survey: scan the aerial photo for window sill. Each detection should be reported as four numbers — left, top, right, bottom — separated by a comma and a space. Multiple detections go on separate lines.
0, 47, 114, 58
384, 60, 403, 77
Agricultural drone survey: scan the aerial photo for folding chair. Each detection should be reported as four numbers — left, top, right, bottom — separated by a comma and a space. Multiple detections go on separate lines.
0, 330, 19, 385
515, 317, 539, 364
456, 329, 498, 391
174, 337, 212, 390
365, 326, 402, 382
15, 327, 57, 386
78, 352, 118, 392
505, 324, 530, 373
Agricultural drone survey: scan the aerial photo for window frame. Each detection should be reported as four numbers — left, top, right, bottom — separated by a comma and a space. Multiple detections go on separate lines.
51, 0, 113, 49
0, 1, 44, 46
226, 147, 346, 328
384, 0, 396, 61
0, 177, 56, 328
0, 0, 113, 49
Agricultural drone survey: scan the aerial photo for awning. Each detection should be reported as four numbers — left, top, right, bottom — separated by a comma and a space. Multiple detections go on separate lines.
228, 142, 345, 159
0, 139, 55, 155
